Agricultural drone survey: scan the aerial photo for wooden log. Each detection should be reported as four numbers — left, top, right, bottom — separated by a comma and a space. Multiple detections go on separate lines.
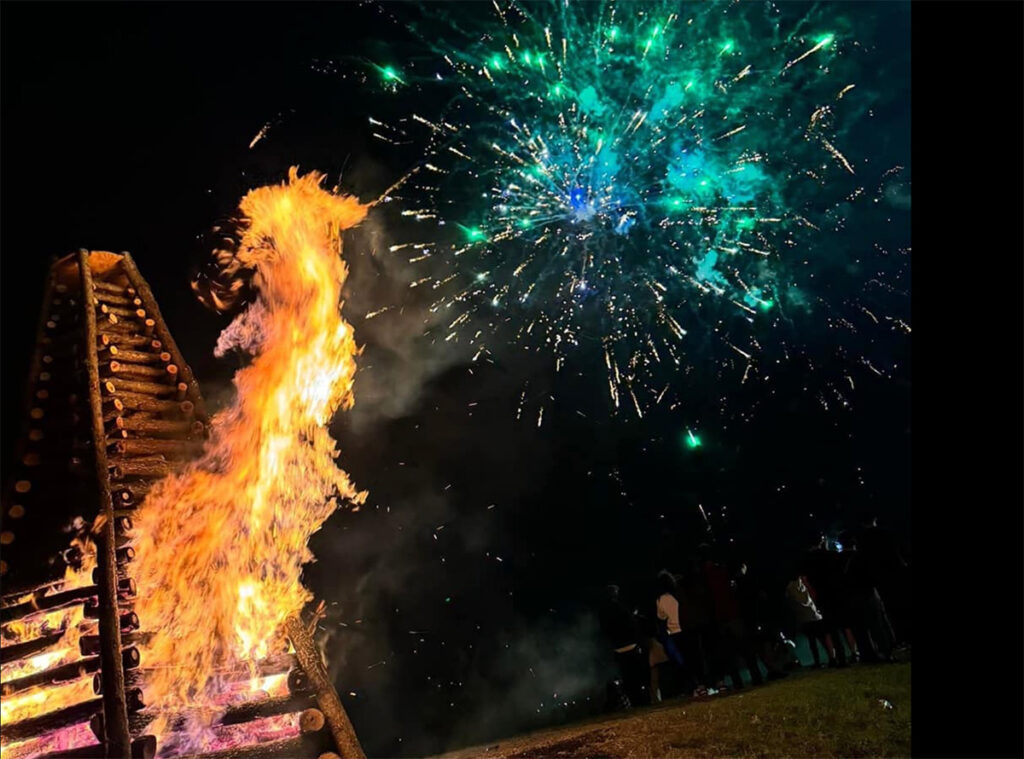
104, 378, 177, 397
112, 417, 199, 437
94, 292, 140, 308
0, 584, 98, 623
99, 333, 154, 349
88, 572, 136, 597
111, 438, 204, 458
0, 697, 105, 743
103, 347, 168, 365
92, 279, 132, 296
247, 652, 299, 677
120, 253, 210, 423
79, 250, 133, 759
38, 735, 156, 759
80, 630, 149, 657
174, 735, 325, 759
0, 629, 66, 664
103, 398, 126, 422
0, 654, 101, 697
287, 667, 310, 695
83, 598, 135, 621
106, 360, 174, 381
114, 481, 155, 503
110, 456, 173, 479
300, 708, 326, 733
221, 693, 319, 726
115, 692, 319, 738
285, 616, 366, 759
108, 393, 185, 413
92, 668, 143, 695
98, 310, 146, 328
98, 304, 146, 320
98, 317, 140, 335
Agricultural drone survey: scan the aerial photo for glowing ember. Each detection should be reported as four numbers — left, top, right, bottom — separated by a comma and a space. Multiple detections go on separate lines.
0, 722, 97, 759
130, 168, 368, 744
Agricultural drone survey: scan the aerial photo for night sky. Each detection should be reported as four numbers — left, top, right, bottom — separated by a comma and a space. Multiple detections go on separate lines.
2, 3, 911, 756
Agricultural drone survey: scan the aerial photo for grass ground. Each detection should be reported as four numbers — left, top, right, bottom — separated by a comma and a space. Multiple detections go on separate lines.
438, 663, 910, 759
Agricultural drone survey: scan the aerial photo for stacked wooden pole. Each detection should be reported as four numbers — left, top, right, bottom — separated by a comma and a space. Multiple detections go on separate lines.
1, 251, 363, 759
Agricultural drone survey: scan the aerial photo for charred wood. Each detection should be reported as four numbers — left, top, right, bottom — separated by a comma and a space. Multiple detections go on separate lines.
0, 655, 100, 696
0, 629, 66, 664
38, 735, 156, 759
174, 734, 326, 759
0, 691, 146, 743
0, 585, 98, 623
80, 630, 150, 657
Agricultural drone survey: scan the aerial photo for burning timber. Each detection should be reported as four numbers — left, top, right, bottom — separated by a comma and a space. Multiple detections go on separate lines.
2, 249, 365, 759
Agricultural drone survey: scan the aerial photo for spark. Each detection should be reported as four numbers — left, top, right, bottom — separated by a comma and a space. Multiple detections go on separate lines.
249, 123, 270, 149
781, 33, 835, 73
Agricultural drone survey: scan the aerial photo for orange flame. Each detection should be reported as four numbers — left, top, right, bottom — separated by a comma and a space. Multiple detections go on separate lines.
131, 169, 367, 733
1, 538, 96, 729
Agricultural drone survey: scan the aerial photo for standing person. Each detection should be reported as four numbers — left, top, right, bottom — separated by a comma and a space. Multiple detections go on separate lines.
801, 535, 849, 666
702, 553, 746, 691
755, 575, 795, 680
734, 562, 767, 686
655, 569, 688, 688
786, 574, 837, 667
843, 534, 896, 662
598, 585, 650, 707
856, 515, 909, 645
678, 561, 715, 697
635, 608, 669, 704
828, 541, 861, 664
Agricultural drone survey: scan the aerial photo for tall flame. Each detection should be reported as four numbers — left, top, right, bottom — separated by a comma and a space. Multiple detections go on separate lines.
131, 169, 368, 729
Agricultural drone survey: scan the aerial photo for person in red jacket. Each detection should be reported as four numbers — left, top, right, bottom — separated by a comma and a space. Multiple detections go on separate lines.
701, 547, 747, 691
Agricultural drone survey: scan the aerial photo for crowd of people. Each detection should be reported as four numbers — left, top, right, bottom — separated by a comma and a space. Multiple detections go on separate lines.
597, 516, 908, 708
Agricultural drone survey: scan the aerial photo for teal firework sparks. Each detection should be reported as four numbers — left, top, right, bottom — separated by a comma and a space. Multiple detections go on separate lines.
364, 1, 909, 419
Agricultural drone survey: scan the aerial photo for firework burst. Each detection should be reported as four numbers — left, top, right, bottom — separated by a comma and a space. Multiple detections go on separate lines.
357, 0, 909, 420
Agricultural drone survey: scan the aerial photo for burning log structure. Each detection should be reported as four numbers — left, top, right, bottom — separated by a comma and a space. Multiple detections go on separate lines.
2, 251, 363, 759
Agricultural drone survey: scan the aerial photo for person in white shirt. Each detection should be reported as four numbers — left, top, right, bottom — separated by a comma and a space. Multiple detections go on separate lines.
786, 575, 837, 667
655, 570, 707, 697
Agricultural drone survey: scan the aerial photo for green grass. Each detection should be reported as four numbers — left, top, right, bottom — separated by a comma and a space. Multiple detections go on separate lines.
440, 663, 910, 759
